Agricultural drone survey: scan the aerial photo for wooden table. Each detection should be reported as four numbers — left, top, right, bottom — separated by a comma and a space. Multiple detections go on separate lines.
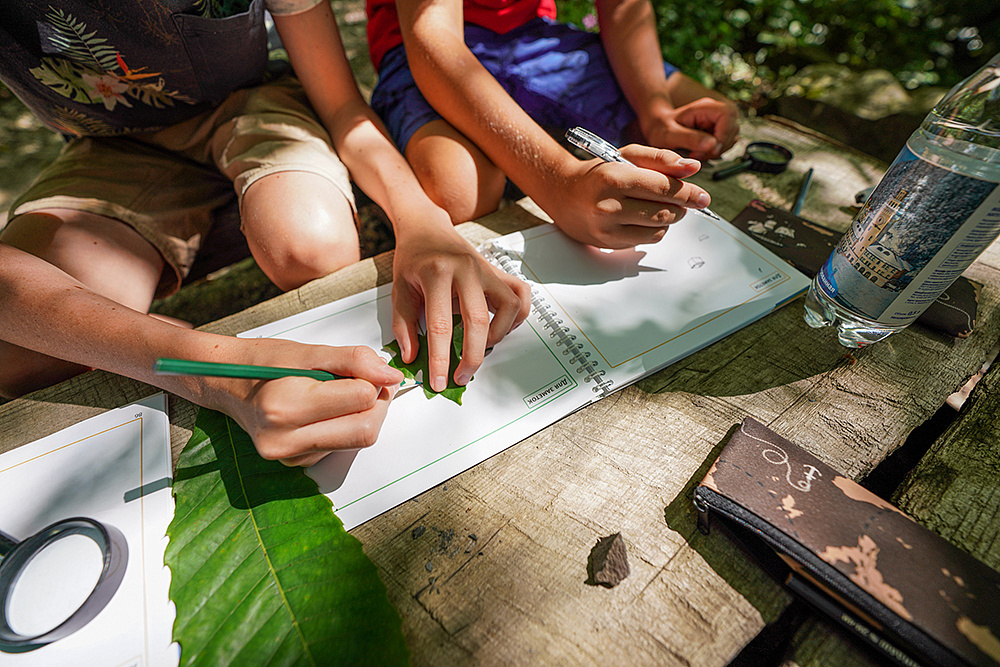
3, 116, 999, 665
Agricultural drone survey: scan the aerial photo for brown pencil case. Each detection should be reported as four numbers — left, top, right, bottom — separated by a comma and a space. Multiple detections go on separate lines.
729, 199, 981, 338
694, 417, 1000, 667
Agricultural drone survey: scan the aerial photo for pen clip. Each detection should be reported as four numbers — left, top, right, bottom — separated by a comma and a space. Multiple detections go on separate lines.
566, 127, 629, 164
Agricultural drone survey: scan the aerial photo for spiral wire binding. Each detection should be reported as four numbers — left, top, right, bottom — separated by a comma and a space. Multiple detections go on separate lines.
483, 241, 615, 398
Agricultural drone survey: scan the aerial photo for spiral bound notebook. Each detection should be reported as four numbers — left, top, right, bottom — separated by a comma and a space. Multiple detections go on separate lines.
241, 209, 810, 529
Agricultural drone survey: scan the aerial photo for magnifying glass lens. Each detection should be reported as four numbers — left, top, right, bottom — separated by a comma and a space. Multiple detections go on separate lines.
6, 535, 104, 638
712, 141, 793, 180
747, 145, 791, 165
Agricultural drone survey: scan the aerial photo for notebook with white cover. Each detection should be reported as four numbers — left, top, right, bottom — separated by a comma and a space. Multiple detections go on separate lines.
0, 394, 176, 666
240, 209, 810, 529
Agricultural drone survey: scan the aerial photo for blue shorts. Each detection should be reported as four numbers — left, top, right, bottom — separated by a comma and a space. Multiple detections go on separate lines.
370, 17, 678, 152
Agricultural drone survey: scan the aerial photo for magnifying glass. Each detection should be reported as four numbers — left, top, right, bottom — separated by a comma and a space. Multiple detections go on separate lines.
0, 518, 127, 652
712, 142, 794, 180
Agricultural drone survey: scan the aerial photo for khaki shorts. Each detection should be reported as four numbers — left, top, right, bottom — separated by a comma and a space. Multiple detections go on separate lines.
9, 76, 355, 297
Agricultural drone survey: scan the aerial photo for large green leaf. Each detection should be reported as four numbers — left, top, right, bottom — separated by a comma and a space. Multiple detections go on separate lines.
165, 409, 408, 666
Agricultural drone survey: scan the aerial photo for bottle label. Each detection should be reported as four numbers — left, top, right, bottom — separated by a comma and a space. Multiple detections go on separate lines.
816, 146, 1000, 326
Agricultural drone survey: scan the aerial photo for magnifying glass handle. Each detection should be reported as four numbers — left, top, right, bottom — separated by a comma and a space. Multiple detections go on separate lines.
712, 159, 753, 181
0, 531, 15, 560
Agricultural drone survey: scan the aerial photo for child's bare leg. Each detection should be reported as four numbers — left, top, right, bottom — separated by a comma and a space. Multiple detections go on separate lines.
240, 171, 361, 291
405, 120, 507, 224
0, 209, 164, 397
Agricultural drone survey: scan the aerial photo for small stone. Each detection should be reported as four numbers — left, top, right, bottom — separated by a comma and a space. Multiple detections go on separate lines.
425, 561, 434, 572
587, 532, 630, 588
468, 533, 477, 542
411, 525, 426, 539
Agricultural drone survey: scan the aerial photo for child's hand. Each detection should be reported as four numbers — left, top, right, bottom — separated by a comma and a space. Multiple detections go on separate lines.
217, 341, 405, 467
643, 97, 740, 160
543, 145, 710, 249
390, 224, 531, 392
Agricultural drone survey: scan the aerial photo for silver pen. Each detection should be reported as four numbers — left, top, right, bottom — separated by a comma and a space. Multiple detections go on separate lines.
565, 126, 722, 222
566, 126, 636, 166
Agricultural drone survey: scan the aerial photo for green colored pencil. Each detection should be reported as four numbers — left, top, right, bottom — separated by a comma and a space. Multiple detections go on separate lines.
154, 358, 421, 388
154, 358, 339, 381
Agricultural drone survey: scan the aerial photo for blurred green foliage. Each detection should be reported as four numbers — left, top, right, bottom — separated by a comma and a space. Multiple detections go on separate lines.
556, 0, 998, 109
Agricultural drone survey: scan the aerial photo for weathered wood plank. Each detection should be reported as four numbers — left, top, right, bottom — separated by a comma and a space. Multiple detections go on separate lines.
892, 342, 1000, 571
356, 394, 783, 664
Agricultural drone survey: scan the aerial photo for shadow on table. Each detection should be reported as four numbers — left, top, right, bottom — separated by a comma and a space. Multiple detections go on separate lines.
663, 424, 793, 625
636, 299, 853, 397
172, 408, 318, 511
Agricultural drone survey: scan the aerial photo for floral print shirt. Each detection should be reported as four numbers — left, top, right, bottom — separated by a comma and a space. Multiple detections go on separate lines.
1, 0, 320, 137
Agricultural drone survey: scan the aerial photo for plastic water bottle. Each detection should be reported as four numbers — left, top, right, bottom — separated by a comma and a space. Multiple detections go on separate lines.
804, 53, 1000, 347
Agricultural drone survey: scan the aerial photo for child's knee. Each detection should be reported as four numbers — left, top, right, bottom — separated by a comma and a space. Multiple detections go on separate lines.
406, 124, 507, 223
241, 173, 361, 290
426, 165, 506, 224
253, 219, 361, 291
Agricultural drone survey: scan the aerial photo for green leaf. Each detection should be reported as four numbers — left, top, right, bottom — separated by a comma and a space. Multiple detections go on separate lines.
30, 58, 94, 104
166, 409, 408, 666
44, 8, 120, 72
385, 315, 468, 405
384, 338, 424, 385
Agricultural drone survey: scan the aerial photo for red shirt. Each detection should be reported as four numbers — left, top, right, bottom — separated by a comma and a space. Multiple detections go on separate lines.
367, 0, 557, 72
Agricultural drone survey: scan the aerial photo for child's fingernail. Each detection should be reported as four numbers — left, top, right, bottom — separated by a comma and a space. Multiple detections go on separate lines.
455, 372, 472, 386
434, 376, 447, 392
680, 158, 700, 168
696, 193, 711, 208
700, 137, 717, 151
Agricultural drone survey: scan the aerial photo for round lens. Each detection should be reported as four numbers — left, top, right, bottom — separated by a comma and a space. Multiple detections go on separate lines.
747, 144, 790, 165
5, 534, 105, 638
0, 518, 127, 651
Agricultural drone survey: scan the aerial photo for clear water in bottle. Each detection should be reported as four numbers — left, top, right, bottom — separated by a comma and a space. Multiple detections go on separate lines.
804, 54, 1000, 347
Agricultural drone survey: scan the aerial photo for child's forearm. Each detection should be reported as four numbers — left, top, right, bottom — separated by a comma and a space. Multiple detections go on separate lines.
273, 1, 456, 237
0, 242, 243, 404
325, 104, 458, 235
596, 0, 672, 120
597, 0, 737, 158
0, 242, 403, 463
